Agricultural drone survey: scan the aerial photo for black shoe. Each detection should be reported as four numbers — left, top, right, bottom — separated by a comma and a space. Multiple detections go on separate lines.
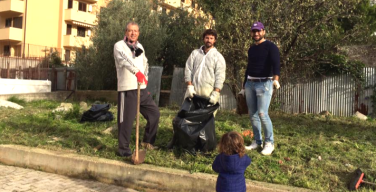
116, 150, 132, 157
166, 140, 174, 149
167, 137, 176, 149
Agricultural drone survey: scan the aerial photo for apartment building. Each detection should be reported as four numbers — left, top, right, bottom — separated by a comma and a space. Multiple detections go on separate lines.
0, 0, 200, 62
158, 0, 199, 15
160, 0, 213, 28
0, 0, 108, 61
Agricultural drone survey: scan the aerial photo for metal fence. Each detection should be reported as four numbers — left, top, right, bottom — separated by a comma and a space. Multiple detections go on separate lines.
0, 56, 76, 91
53, 68, 76, 91
146, 66, 163, 106
275, 68, 376, 116
0, 56, 49, 79
0, 43, 64, 81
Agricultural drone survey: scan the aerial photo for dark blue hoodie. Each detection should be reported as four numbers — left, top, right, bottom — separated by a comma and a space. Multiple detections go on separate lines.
212, 153, 251, 192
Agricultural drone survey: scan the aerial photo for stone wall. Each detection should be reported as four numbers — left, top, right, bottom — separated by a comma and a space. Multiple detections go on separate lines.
0, 91, 71, 102
0, 79, 51, 95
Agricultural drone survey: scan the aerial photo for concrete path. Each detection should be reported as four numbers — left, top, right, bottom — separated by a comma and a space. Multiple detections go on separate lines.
0, 145, 315, 192
0, 164, 137, 192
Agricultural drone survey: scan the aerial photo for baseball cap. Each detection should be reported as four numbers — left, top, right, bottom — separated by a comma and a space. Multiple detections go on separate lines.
251, 22, 264, 31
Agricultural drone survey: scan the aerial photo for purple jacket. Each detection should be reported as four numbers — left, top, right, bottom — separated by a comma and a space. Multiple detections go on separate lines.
212, 153, 251, 192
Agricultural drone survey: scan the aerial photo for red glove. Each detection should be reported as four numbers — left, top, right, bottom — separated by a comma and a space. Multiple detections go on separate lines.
135, 71, 148, 85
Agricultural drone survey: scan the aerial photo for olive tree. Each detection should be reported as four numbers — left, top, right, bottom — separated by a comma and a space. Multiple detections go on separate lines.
75, 0, 166, 90
197, 0, 376, 92
158, 9, 208, 75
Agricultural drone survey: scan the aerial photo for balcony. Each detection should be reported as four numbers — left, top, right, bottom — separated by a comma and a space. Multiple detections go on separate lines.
63, 35, 91, 48
0, 27, 22, 42
64, 9, 96, 26
0, 0, 24, 15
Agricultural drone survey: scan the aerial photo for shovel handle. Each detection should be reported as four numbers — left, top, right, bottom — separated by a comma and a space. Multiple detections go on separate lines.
362, 180, 376, 186
135, 83, 141, 162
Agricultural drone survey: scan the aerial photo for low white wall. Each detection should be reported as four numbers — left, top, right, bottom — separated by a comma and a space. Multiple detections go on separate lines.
0, 79, 51, 95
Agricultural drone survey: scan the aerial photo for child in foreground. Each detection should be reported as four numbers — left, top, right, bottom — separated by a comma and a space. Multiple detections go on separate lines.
212, 131, 252, 192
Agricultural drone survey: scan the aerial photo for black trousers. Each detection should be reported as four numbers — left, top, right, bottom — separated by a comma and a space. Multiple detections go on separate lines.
117, 89, 160, 155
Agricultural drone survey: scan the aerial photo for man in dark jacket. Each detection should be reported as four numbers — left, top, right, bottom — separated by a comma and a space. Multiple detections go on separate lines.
241, 21, 281, 155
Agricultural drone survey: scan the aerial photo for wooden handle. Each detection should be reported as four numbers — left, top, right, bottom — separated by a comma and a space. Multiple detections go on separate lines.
135, 83, 141, 162
362, 180, 376, 186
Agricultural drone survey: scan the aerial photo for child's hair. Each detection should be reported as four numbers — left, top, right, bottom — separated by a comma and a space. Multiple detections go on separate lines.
219, 131, 246, 157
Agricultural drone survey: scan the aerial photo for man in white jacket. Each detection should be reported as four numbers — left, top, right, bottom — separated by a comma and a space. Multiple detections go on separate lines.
113, 22, 160, 157
184, 29, 226, 105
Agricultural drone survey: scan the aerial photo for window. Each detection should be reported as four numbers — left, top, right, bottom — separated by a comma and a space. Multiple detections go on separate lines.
66, 24, 72, 35
162, 8, 166, 14
78, 2, 87, 12
191, 0, 195, 8
181, 0, 185, 3
77, 27, 85, 37
4, 46, 10, 56
68, 0, 73, 8
65, 50, 71, 61
13, 17, 23, 29
5, 18, 12, 28
14, 45, 21, 57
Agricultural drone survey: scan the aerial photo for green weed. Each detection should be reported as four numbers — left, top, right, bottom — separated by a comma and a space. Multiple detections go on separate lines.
63, 104, 81, 121
0, 100, 376, 191
7, 96, 26, 106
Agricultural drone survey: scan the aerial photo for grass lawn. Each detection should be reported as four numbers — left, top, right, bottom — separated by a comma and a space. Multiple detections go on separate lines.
1, 98, 376, 191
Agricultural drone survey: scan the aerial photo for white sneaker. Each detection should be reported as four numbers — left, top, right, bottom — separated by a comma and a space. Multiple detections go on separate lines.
261, 142, 274, 155
245, 140, 262, 150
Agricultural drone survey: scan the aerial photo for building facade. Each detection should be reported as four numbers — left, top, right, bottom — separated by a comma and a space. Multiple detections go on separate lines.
0, 0, 202, 62
0, 0, 108, 61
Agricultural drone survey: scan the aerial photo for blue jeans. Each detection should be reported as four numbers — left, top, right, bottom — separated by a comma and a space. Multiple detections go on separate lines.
245, 80, 274, 145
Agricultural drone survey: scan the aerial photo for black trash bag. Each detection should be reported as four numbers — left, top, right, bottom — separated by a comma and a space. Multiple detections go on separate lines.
80, 104, 114, 123
169, 95, 219, 155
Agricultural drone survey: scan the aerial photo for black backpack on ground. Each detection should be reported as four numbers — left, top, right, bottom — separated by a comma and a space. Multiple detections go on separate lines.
80, 104, 114, 123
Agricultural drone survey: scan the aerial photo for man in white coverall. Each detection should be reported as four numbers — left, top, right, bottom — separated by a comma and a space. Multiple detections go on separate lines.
184, 29, 226, 105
